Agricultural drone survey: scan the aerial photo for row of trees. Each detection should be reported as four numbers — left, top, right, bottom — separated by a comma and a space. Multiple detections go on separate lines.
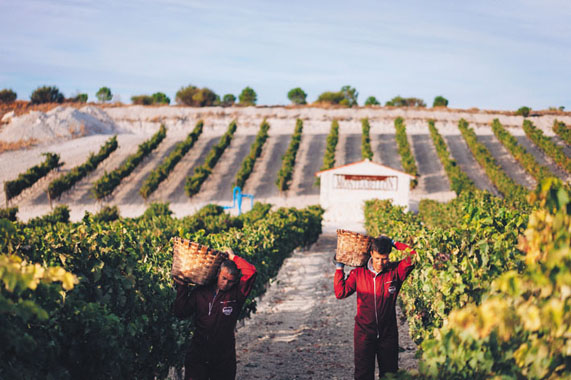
0, 85, 448, 108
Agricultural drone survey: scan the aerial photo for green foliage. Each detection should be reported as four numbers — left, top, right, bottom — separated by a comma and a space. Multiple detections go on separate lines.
151, 92, 170, 105
428, 119, 475, 195
287, 87, 307, 105
92, 205, 120, 223
96, 87, 113, 103
69, 93, 88, 103
315, 85, 358, 107
30, 86, 64, 104
221, 94, 236, 107
235, 119, 270, 188
92, 126, 166, 200
177, 86, 217, 106
523, 120, 570, 173
515, 106, 531, 117
432, 95, 448, 107
418, 179, 570, 379
365, 190, 529, 345
394, 117, 418, 189
140, 121, 203, 199
492, 118, 555, 183
1, 204, 323, 379
48, 136, 118, 201
553, 120, 571, 146
276, 119, 303, 191
185, 121, 237, 197
175, 85, 219, 106
0, 207, 18, 222
131, 95, 153, 105
0, 88, 17, 103
364, 96, 380, 106
142, 202, 173, 219
27, 205, 71, 228
361, 118, 373, 160
238, 86, 257, 106
316, 119, 339, 186
385, 96, 426, 107
458, 119, 529, 205
4, 153, 63, 201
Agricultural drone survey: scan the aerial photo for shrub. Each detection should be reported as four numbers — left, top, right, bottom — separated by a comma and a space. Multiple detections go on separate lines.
96, 87, 113, 103
131, 95, 153, 105
68, 93, 88, 103
361, 118, 373, 160
315, 85, 358, 107
0, 207, 18, 221
235, 119, 270, 188
385, 96, 426, 107
221, 94, 236, 107
176, 85, 218, 106
364, 96, 380, 106
394, 117, 418, 188
553, 120, 571, 145
432, 95, 448, 107
30, 86, 64, 104
276, 119, 303, 191
142, 202, 173, 219
287, 87, 307, 105
523, 120, 570, 172
238, 87, 257, 106
27, 205, 70, 227
4, 153, 63, 201
515, 106, 531, 117
93, 205, 120, 222
151, 92, 170, 105
0, 89, 17, 103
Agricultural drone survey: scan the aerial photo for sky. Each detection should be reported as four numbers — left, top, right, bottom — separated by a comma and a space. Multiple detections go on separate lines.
1, 0, 570, 110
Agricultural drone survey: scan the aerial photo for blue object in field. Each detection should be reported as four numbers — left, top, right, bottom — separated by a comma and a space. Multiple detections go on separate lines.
223, 186, 254, 215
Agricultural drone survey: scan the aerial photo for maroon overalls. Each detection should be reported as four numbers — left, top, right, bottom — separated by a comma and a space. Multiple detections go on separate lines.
173, 255, 257, 380
334, 242, 415, 380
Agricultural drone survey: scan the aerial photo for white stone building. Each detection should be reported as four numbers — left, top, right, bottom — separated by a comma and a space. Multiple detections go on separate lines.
315, 159, 414, 223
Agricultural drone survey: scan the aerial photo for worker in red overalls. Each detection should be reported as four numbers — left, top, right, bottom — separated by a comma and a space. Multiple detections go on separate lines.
334, 235, 416, 379
173, 248, 257, 380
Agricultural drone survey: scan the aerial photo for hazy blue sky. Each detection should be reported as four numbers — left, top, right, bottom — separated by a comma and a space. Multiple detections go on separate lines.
1, 0, 570, 110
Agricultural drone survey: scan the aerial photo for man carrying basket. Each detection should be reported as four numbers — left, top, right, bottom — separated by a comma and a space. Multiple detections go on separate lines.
173, 248, 257, 380
334, 234, 416, 379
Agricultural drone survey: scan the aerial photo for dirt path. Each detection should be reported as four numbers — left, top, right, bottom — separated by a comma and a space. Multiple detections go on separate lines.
372, 133, 404, 171
444, 134, 499, 195
244, 134, 290, 198
514, 134, 571, 182
410, 134, 450, 194
235, 232, 418, 379
195, 134, 257, 203
112, 138, 180, 205
477, 131, 537, 189
288, 134, 326, 196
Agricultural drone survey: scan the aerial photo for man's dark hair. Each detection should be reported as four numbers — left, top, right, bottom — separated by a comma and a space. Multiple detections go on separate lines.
219, 259, 241, 278
371, 235, 392, 255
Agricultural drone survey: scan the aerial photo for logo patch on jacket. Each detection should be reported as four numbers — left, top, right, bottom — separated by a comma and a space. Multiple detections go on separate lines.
388, 286, 396, 294
222, 306, 233, 315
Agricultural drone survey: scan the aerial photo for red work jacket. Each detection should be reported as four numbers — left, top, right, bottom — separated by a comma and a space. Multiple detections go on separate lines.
334, 242, 415, 339
173, 255, 257, 353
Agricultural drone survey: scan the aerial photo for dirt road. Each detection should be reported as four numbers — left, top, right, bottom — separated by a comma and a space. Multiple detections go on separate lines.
235, 232, 417, 379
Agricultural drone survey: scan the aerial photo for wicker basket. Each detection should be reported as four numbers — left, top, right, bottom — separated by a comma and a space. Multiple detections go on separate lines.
171, 237, 228, 285
336, 229, 373, 267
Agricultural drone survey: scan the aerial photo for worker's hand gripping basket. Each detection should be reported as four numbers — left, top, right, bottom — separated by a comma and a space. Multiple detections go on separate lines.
171, 237, 228, 285
335, 229, 373, 267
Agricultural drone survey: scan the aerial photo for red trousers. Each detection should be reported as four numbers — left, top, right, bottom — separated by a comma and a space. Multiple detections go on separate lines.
354, 326, 398, 380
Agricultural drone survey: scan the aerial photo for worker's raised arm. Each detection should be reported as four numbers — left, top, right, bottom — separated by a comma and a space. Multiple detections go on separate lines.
393, 240, 416, 282
231, 253, 257, 298
334, 262, 357, 299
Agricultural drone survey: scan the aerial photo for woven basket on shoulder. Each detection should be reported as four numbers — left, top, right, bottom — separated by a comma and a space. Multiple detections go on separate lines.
171, 237, 228, 285
336, 229, 372, 267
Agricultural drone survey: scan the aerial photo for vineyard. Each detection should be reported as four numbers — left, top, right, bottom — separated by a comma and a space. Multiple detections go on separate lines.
1, 105, 570, 378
